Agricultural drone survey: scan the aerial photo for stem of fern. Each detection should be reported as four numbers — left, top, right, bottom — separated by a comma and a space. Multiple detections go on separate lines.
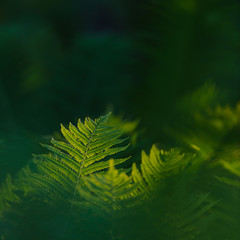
62, 117, 103, 236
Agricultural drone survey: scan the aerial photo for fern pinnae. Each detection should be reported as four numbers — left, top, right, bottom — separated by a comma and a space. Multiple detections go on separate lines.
40, 145, 79, 171
25, 112, 131, 207
82, 157, 131, 175
51, 139, 83, 162
78, 160, 141, 213
69, 122, 88, 144
131, 163, 149, 194
70, 113, 113, 202
36, 156, 77, 190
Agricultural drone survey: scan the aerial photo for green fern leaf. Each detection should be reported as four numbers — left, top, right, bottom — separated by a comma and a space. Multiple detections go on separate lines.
132, 145, 192, 197
217, 160, 240, 188
0, 175, 20, 215
25, 113, 130, 201
77, 159, 140, 213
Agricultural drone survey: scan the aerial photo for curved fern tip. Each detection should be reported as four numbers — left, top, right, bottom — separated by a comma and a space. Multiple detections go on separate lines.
103, 112, 112, 119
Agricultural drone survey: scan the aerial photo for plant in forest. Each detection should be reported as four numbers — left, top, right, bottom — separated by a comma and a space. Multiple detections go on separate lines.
23, 113, 130, 202
1, 107, 239, 240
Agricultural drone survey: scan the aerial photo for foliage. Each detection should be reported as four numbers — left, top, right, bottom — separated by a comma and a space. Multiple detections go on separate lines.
23, 113, 130, 203
1, 0, 240, 239
0, 113, 219, 240
132, 145, 193, 196
78, 160, 140, 212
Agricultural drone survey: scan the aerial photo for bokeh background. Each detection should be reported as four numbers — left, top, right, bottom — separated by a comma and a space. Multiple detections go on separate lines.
1, 0, 240, 204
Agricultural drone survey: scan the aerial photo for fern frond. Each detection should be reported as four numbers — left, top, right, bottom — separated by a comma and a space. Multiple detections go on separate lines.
0, 175, 20, 215
132, 145, 192, 197
25, 113, 130, 201
217, 160, 240, 188
159, 193, 216, 240
78, 143, 197, 213
77, 160, 140, 213
221, 160, 240, 177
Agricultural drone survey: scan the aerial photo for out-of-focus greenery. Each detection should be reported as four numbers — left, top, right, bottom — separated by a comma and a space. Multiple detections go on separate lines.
1, 0, 240, 239
1, 0, 240, 136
